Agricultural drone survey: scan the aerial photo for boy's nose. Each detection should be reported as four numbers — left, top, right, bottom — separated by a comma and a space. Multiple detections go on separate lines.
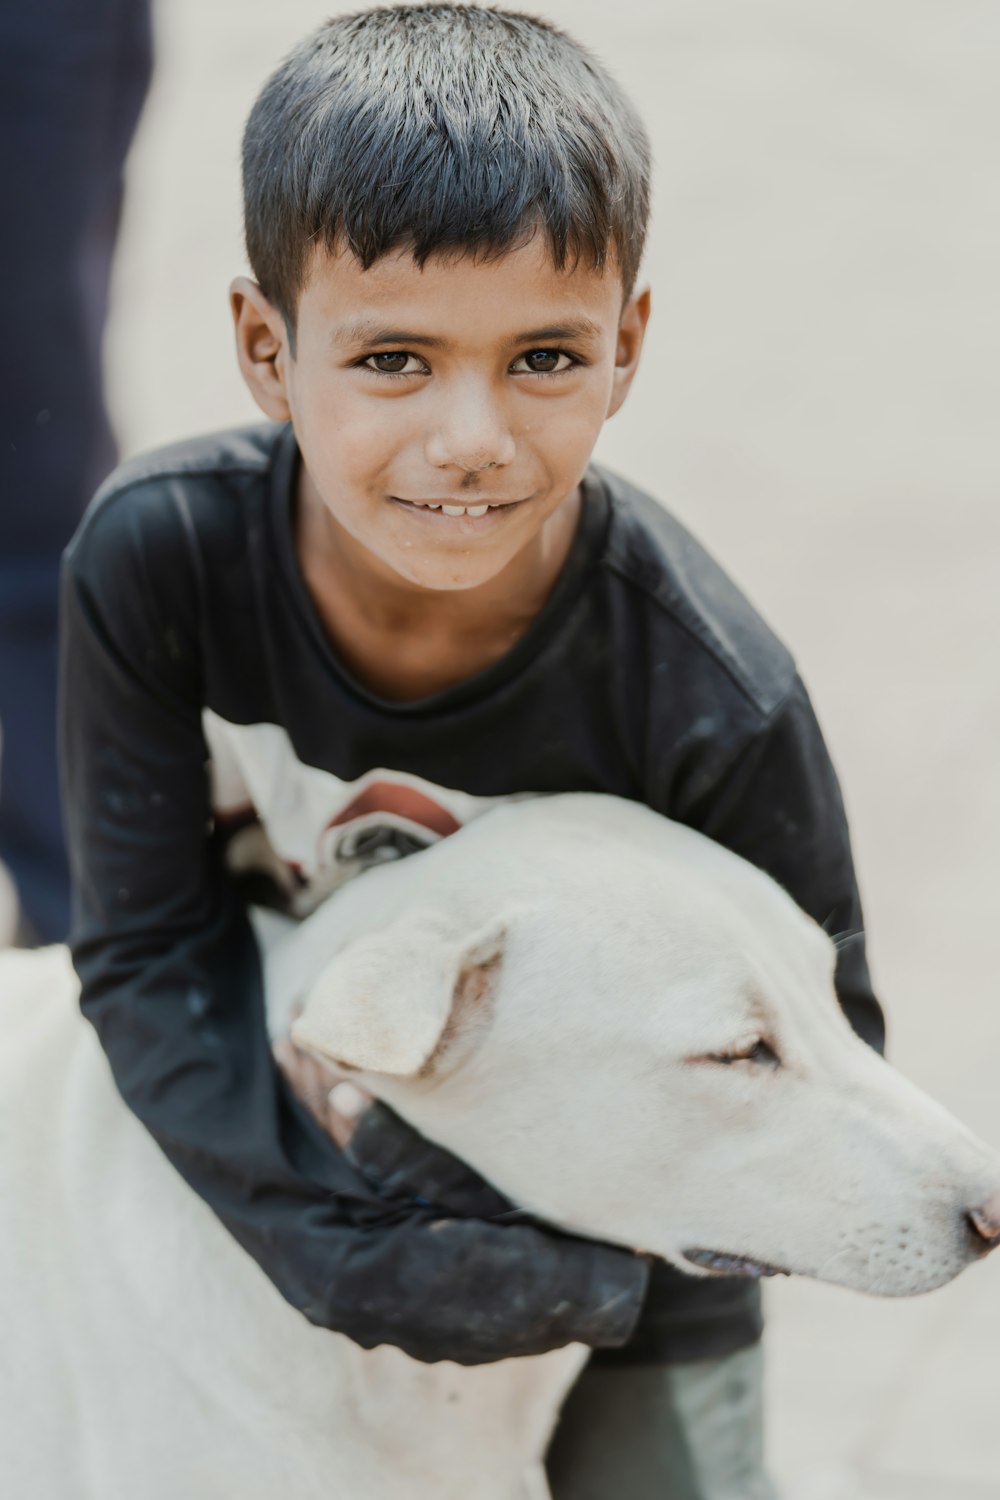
424, 397, 516, 473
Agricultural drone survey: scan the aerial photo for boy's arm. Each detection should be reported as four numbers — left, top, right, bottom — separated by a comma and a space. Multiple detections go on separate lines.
599, 670, 887, 1372
59, 504, 647, 1365
681, 673, 885, 1054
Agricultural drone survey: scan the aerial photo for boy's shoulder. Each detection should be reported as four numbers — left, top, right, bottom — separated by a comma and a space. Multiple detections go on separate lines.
66, 422, 286, 572
594, 465, 796, 722
89, 421, 282, 502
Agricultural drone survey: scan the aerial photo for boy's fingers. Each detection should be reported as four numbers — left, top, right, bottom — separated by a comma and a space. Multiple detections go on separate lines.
325, 1080, 373, 1147
273, 1037, 373, 1147
329, 1080, 369, 1117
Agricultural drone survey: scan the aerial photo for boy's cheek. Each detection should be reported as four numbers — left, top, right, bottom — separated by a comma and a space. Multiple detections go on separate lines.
292, 421, 395, 510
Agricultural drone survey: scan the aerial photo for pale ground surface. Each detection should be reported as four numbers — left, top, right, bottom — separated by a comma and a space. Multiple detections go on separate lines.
104, 2, 1000, 1495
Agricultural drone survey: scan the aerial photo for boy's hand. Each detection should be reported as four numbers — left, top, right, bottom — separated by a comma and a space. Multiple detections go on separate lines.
273, 1035, 372, 1150
345, 1102, 520, 1220
273, 1032, 519, 1219
273, 1032, 651, 1359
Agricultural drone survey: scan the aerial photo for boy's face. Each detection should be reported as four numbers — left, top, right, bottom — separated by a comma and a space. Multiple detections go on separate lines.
232, 235, 649, 593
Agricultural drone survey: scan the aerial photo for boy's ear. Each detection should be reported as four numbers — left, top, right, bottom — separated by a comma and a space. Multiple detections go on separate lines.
289, 908, 507, 1079
607, 285, 652, 419
230, 276, 294, 422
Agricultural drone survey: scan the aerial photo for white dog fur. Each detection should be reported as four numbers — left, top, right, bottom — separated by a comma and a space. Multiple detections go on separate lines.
2, 794, 998, 1499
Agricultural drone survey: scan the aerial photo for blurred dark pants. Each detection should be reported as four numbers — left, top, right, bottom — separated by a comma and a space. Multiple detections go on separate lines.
546, 1344, 780, 1500
0, 0, 152, 940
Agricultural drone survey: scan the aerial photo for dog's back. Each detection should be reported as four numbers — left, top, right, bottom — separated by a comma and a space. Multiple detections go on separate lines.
0, 943, 577, 1500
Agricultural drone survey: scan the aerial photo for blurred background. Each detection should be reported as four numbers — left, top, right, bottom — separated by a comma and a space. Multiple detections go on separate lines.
4, 1, 998, 1495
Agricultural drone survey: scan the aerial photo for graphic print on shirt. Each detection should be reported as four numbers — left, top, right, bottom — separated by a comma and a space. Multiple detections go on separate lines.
203, 710, 527, 916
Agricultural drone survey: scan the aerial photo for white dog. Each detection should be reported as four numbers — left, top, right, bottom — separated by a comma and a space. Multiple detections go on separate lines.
2, 795, 998, 1500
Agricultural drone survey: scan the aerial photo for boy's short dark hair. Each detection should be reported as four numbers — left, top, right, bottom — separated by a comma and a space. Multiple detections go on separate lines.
242, 3, 651, 340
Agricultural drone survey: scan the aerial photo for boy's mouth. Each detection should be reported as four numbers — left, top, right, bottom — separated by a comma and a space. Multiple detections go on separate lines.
391, 496, 525, 528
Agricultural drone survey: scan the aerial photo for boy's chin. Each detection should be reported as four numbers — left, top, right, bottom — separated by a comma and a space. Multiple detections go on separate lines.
385, 547, 516, 593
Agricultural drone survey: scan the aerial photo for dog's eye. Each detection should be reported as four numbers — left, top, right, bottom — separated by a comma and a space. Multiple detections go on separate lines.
745, 1038, 780, 1067
712, 1038, 781, 1068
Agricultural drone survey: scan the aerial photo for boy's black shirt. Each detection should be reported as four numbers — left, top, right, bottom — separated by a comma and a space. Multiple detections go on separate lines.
60, 421, 883, 1366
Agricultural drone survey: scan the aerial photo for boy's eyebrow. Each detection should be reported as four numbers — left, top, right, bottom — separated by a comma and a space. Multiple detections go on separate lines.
514, 320, 604, 344
331, 316, 605, 349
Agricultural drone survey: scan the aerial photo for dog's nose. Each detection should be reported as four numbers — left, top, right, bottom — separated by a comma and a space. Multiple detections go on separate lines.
968, 1190, 1000, 1249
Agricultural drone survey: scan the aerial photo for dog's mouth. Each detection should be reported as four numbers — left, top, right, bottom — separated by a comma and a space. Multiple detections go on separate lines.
681, 1248, 791, 1279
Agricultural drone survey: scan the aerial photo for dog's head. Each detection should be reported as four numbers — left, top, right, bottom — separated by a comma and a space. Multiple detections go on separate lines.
286, 794, 1000, 1298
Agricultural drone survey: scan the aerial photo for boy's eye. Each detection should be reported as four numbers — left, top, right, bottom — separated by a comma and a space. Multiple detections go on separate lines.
512, 349, 576, 375
363, 352, 426, 376
359, 348, 578, 378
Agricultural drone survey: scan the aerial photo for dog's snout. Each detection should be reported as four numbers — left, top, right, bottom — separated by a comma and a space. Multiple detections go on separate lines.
967, 1189, 1000, 1250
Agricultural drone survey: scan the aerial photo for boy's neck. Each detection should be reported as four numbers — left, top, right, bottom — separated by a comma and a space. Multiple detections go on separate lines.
295, 469, 583, 703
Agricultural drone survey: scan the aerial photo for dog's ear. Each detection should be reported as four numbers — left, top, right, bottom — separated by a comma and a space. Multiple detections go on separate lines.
289, 909, 506, 1078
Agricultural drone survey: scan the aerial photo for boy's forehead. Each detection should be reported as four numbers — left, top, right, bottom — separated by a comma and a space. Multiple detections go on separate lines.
296, 235, 627, 350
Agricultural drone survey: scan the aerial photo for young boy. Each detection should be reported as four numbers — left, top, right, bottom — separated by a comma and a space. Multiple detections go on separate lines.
60, 7, 884, 1497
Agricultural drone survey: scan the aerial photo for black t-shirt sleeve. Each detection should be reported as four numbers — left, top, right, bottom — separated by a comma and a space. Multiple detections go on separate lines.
614, 670, 886, 1369
58, 491, 648, 1365
686, 676, 885, 1055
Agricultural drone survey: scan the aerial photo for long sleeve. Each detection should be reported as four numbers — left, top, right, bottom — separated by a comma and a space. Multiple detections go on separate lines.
604, 669, 887, 1369
58, 494, 647, 1365
684, 675, 885, 1056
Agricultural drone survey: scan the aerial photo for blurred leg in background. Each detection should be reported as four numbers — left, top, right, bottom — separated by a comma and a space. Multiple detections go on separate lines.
0, 0, 153, 942
546, 1344, 780, 1500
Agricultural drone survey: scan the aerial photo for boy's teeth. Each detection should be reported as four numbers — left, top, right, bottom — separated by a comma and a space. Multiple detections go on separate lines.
406, 499, 500, 516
